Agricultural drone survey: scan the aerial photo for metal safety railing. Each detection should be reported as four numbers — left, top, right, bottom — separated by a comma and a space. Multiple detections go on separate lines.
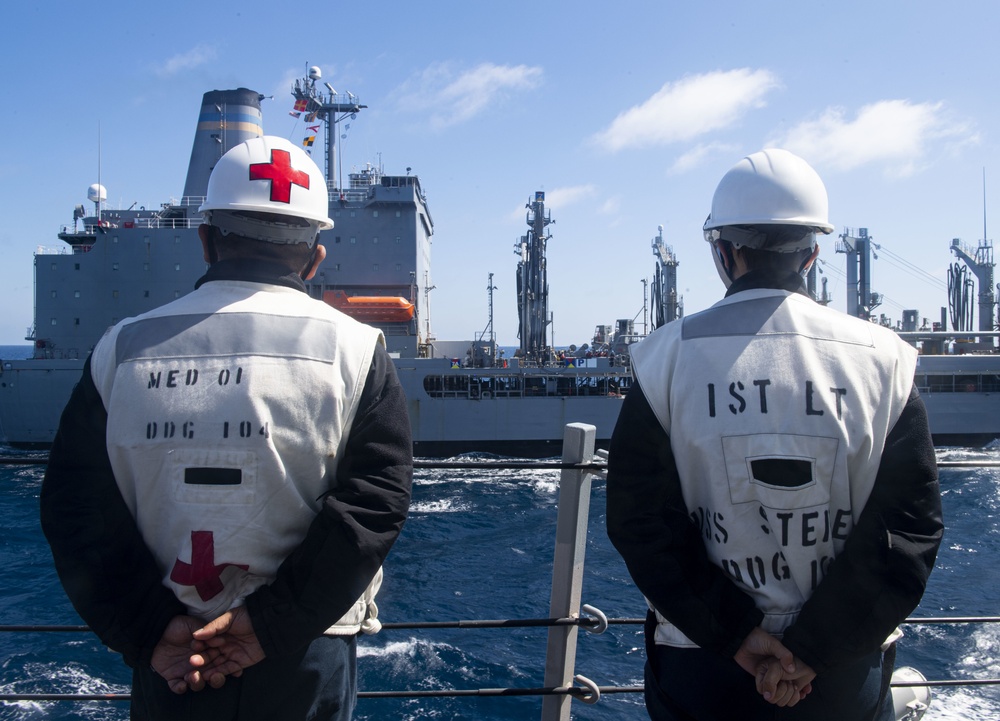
2, 427, 1000, 718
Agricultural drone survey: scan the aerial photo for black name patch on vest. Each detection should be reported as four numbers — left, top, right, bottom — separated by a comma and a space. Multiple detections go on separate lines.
750, 458, 814, 488
184, 467, 243, 486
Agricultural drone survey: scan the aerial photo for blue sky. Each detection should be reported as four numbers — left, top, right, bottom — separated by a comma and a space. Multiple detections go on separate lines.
1, 1, 997, 347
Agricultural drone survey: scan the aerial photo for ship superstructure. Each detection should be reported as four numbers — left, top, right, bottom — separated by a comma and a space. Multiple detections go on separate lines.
0, 72, 438, 446
289, 67, 433, 360
31, 89, 264, 361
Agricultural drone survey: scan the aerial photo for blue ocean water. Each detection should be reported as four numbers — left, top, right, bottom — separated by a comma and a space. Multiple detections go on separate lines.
1, 440, 999, 719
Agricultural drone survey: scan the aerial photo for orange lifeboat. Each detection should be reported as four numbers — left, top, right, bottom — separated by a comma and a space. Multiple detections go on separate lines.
323, 290, 415, 323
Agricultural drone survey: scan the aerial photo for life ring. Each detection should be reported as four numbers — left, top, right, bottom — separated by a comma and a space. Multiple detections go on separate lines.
481, 391, 492, 399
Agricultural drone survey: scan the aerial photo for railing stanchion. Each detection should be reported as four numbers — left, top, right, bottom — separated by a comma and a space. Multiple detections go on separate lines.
541, 422, 597, 721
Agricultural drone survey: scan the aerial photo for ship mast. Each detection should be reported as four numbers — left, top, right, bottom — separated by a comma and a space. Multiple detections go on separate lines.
291, 66, 366, 190
650, 224, 681, 329
478, 272, 498, 347
950, 237, 995, 332
515, 191, 553, 363
948, 169, 997, 333
836, 228, 881, 320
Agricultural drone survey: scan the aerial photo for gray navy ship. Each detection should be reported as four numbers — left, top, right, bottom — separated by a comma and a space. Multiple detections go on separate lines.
0, 68, 997, 453
0, 68, 637, 455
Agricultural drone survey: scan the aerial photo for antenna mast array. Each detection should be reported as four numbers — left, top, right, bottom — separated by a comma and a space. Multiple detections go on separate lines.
949, 170, 997, 332
291, 66, 366, 192
515, 191, 553, 363
650, 225, 681, 329
836, 228, 881, 320
478, 273, 498, 346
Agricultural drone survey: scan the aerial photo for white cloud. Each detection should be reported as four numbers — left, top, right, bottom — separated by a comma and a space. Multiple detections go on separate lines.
594, 68, 780, 152
543, 184, 597, 210
667, 142, 739, 174
599, 195, 621, 215
156, 45, 216, 77
398, 62, 543, 129
771, 100, 977, 176
507, 184, 595, 222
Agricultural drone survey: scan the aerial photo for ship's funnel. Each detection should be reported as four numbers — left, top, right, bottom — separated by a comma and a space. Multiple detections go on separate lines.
182, 88, 263, 203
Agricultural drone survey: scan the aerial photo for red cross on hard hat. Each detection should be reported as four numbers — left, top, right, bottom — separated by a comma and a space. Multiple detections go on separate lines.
249, 148, 311, 204
199, 136, 334, 239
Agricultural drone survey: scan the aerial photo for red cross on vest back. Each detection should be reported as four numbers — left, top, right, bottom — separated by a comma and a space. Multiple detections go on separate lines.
248, 149, 310, 203
170, 530, 249, 602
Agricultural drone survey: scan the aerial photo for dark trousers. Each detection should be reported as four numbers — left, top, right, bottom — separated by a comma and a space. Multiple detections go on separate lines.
131, 634, 357, 721
643, 615, 893, 721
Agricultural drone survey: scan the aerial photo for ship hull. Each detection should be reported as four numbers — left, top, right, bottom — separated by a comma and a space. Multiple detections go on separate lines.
0, 360, 82, 447
1, 356, 996, 454
0, 358, 626, 456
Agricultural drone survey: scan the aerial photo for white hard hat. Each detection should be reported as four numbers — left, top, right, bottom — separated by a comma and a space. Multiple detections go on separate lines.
703, 148, 833, 251
199, 136, 333, 245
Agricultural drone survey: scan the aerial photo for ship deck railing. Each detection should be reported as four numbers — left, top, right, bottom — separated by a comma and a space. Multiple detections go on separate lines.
2, 427, 1000, 718
421, 368, 633, 401
57, 217, 204, 238
915, 372, 1000, 394
331, 188, 370, 204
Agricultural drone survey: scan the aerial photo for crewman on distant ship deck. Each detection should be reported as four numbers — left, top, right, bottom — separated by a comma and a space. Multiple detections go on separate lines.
41, 135, 413, 721
607, 148, 943, 720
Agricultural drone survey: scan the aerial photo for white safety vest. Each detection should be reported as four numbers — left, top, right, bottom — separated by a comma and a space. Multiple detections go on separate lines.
630, 289, 916, 647
90, 279, 384, 633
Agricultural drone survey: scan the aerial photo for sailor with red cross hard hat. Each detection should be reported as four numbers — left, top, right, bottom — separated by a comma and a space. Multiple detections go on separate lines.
200, 135, 334, 245
41, 133, 413, 721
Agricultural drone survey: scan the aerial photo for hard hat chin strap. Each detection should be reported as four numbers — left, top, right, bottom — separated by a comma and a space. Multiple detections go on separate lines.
299, 245, 321, 280
205, 232, 220, 264
711, 241, 737, 290
798, 244, 821, 275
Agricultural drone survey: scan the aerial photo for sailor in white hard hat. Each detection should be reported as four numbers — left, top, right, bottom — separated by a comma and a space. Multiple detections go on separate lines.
42, 135, 413, 721
606, 149, 943, 721
703, 147, 833, 289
